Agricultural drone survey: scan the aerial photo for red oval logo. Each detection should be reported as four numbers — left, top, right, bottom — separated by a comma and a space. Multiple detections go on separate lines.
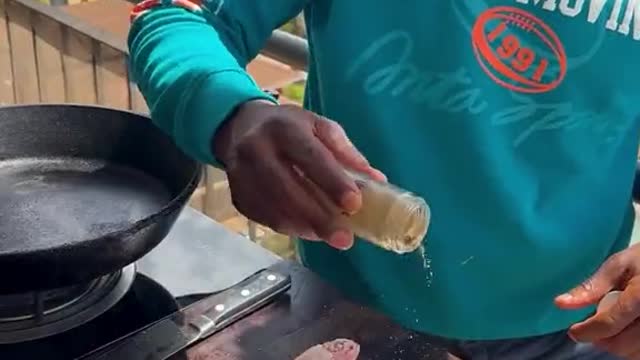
471, 6, 567, 93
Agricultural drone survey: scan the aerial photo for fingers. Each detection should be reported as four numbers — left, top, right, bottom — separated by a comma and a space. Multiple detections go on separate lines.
230, 138, 352, 249
313, 117, 369, 169
595, 319, 640, 358
314, 116, 387, 182
284, 165, 355, 249
222, 104, 377, 251
569, 280, 640, 343
273, 120, 363, 214
251, 154, 353, 249
556, 253, 630, 309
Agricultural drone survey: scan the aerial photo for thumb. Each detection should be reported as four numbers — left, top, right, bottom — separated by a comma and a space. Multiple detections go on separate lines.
555, 257, 622, 310
313, 116, 387, 182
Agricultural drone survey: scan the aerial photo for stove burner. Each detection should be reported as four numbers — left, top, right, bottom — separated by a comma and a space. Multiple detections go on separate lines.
0, 264, 136, 344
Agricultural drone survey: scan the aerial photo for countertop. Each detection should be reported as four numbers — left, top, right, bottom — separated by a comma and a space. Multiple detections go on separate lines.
137, 207, 279, 297
134, 208, 452, 359
180, 261, 453, 360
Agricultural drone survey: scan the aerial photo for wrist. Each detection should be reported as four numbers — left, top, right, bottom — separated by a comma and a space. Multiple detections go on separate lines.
212, 99, 277, 166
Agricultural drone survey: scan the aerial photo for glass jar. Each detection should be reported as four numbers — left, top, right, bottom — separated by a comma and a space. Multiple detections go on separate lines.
344, 171, 430, 254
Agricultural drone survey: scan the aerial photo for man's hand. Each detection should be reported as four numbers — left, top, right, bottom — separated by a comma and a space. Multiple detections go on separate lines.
213, 101, 385, 250
555, 243, 640, 359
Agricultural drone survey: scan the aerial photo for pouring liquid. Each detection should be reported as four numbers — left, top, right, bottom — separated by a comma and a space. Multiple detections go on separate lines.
344, 171, 430, 254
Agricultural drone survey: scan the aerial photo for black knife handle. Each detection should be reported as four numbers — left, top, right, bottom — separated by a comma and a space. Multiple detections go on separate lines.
193, 269, 290, 337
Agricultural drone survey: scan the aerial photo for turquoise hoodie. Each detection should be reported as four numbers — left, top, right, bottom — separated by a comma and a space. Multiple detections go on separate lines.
128, 0, 640, 340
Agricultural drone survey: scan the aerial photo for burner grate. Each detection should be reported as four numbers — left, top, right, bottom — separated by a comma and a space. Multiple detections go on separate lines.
0, 264, 136, 344
0, 278, 105, 322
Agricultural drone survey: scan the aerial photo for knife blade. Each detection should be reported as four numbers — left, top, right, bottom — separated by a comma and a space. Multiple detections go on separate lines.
78, 269, 291, 360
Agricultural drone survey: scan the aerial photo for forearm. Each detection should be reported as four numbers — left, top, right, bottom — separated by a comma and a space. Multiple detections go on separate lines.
127, 0, 307, 164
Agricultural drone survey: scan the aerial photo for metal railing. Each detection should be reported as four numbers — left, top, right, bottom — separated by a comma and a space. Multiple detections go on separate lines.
264, 30, 308, 71
14, 0, 310, 69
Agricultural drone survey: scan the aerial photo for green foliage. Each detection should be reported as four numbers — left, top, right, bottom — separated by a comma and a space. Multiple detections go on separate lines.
281, 81, 305, 103
279, 16, 306, 38
280, 21, 296, 34
278, 16, 307, 103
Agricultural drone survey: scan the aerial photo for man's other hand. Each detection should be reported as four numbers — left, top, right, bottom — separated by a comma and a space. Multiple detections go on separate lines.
556, 243, 640, 359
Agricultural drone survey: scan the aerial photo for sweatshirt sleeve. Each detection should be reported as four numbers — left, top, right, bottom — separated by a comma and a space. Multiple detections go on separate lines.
128, 0, 308, 164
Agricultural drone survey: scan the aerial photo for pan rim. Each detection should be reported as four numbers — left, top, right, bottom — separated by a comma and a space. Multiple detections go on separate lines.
0, 103, 204, 256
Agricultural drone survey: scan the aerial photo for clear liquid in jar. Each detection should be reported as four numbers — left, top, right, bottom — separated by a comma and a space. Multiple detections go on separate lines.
344, 171, 430, 254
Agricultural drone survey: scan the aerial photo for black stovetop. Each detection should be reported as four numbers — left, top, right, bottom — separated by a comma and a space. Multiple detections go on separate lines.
0, 208, 279, 360
0, 273, 184, 359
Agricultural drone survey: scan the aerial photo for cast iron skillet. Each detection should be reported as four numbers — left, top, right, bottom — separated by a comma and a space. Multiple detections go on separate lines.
0, 104, 202, 294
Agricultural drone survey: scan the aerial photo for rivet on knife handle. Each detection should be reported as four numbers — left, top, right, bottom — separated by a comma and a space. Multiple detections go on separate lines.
196, 270, 290, 338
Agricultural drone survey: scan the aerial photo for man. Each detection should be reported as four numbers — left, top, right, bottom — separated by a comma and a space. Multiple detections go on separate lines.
128, 0, 640, 358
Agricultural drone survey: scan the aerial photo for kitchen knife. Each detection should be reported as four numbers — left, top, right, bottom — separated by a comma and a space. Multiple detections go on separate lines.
77, 269, 291, 360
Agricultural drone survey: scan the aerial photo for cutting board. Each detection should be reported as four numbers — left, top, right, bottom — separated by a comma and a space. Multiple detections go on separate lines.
174, 261, 453, 360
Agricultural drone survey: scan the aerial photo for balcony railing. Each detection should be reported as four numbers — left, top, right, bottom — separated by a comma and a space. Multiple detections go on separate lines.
264, 30, 308, 71
0, 0, 144, 109
0, 0, 308, 254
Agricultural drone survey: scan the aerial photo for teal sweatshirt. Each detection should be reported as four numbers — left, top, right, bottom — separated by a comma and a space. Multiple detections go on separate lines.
129, 0, 640, 340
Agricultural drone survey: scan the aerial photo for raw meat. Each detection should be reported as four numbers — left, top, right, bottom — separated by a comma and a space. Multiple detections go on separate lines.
294, 339, 360, 360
